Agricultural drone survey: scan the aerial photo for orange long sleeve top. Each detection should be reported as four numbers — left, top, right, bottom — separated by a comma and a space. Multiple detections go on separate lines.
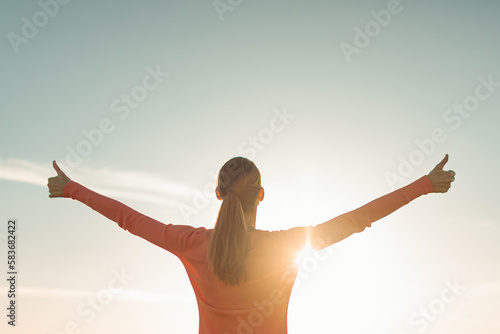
63, 175, 434, 334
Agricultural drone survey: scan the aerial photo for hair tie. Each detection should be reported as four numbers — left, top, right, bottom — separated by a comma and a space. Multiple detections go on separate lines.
225, 189, 239, 198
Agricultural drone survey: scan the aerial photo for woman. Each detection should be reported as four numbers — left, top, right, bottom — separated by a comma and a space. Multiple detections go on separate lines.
47, 155, 455, 334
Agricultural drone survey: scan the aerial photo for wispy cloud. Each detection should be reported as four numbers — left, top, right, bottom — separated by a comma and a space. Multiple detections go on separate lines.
0, 159, 49, 186
0, 159, 193, 207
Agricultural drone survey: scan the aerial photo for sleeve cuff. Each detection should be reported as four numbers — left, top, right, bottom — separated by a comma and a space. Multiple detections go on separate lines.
63, 180, 80, 198
407, 175, 435, 198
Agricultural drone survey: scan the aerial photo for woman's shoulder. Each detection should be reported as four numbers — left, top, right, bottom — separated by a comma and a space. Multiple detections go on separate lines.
168, 224, 212, 237
251, 226, 313, 245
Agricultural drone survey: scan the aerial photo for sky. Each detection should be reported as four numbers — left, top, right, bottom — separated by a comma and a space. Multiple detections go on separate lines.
1, 0, 499, 333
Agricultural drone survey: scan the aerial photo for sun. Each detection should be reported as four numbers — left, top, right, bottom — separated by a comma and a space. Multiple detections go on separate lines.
293, 241, 315, 267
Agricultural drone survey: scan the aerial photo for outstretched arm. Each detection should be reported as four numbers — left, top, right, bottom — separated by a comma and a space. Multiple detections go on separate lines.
47, 161, 193, 254
311, 154, 456, 249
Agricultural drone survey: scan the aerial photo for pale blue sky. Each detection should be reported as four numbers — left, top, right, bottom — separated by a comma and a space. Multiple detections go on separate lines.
1, 0, 499, 333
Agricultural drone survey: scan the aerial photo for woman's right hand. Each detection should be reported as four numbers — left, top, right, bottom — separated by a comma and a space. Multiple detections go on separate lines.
47, 160, 71, 198
428, 154, 456, 193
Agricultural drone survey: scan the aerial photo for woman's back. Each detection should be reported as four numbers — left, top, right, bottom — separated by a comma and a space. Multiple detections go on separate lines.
172, 226, 310, 334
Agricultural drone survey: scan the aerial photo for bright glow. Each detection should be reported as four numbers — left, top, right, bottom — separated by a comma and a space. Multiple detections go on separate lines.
2, 1, 499, 333
293, 241, 315, 267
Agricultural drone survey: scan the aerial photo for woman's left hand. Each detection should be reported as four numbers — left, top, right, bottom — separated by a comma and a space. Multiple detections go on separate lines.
428, 154, 456, 193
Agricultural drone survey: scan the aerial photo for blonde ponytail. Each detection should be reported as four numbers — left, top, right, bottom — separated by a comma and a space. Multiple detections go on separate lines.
207, 157, 261, 285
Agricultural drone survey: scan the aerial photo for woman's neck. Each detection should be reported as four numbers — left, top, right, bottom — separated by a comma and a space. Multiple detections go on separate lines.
244, 210, 257, 231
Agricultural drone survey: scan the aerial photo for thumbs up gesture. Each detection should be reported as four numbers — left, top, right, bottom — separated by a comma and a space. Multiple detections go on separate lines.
47, 161, 71, 198
428, 154, 456, 193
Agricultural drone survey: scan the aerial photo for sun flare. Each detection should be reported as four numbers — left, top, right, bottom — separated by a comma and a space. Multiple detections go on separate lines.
293, 241, 315, 267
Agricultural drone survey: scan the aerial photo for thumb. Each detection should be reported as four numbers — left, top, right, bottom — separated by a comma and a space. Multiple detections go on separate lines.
52, 160, 66, 176
434, 154, 449, 170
